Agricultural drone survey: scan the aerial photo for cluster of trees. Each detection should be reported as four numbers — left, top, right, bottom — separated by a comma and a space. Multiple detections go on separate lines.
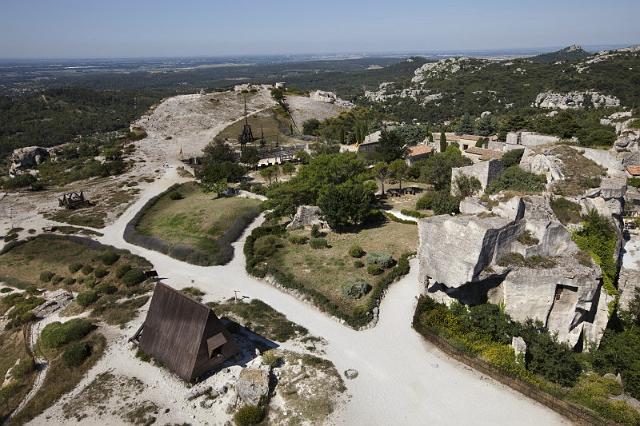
0, 88, 159, 160
197, 141, 245, 193
265, 152, 377, 229
317, 108, 380, 145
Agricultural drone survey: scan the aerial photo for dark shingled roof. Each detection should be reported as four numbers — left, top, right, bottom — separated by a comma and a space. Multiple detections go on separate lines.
139, 282, 239, 381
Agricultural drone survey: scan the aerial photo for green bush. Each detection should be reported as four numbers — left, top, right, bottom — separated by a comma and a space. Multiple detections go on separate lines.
415, 190, 460, 215
309, 238, 328, 249
516, 231, 539, 246
94, 267, 108, 278
81, 265, 94, 275
486, 166, 546, 194
366, 252, 394, 269
288, 235, 308, 245
12, 357, 35, 378
39, 271, 54, 282
169, 191, 184, 200
51, 275, 64, 285
353, 260, 364, 268
342, 280, 372, 299
367, 264, 383, 275
0, 287, 12, 293
234, 405, 265, 426
254, 235, 284, 258
76, 290, 99, 307
121, 268, 146, 287
69, 263, 83, 273
629, 177, 640, 188
501, 149, 525, 168
550, 197, 582, 225
115, 264, 132, 278
310, 224, 322, 238
348, 245, 365, 258
40, 318, 94, 348
95, 283, 118, 295
100, 251, 120, 265
62, 342, 91, 367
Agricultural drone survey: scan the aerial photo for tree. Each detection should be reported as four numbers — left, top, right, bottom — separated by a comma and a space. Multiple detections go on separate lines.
201, 178, 228, 196
419, 149, 472, 191
439, 131, 447, 153
374, 130, 406, 162
388, 159, 409, 191
202, 140, 238, 163
453, 175, 482, 198
391, 124, 430, 146
302, 119, 320, 136
281, 162, 295, 177
501, 148, 525, 168
260, 166, 278, 185
318, 181, 375, 229
477, 115, 495, 136
456, 114, 475, 135
240, 146, 260, 169
198, 161, 244, 185
373, 162, 389, 195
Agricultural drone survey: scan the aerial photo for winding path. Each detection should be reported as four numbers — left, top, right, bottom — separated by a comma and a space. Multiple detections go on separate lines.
94, 167, 568, 426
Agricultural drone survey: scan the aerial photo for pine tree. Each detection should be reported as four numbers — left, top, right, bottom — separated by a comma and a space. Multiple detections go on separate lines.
439, 131, 447, 153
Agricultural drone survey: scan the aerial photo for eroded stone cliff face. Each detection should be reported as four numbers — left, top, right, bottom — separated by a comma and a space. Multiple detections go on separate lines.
418, 194, 619, 350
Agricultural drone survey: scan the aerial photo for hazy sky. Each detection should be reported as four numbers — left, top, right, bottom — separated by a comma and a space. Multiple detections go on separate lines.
1, 0, 639, 58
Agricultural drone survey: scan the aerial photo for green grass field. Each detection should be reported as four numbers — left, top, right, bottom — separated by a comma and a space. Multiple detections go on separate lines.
136, 182, 261, 253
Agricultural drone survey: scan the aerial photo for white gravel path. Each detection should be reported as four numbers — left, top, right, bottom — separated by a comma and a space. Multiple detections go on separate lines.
89, 169, 569, 426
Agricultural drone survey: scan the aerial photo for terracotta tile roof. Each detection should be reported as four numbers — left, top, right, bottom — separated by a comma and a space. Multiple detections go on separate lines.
627, 165, 640, 176
407, 145, 433, 157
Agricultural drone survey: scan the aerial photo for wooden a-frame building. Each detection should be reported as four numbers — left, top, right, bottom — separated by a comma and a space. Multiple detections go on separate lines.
136, 282, 239, 381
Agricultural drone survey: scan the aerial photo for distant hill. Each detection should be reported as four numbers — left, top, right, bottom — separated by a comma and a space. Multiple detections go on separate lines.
531, 45, 591, 63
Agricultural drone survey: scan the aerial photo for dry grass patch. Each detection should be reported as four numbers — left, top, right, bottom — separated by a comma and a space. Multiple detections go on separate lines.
275, 221, 417, 317
550, 146, 606, 196
216, 106, 296, 144
0, 329, 36, 422
9, 332, 106, 425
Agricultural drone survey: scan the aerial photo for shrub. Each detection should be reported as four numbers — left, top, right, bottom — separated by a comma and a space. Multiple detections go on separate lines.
100, 251, 120, 265
416, 190, 460, 215
309, 238, 328, 249
69, 263, 83, 273
366, 252, 394, 269
51, 275, 64, 285
367, 264, 383, 275
0, 287, 12, 293
234, 405, 265, 426
135, 348, 151, 362
288, 235, 308, 245
40, 318, 94, 348
121, 268, 146, 287
254, 235, 284, 258
400, 209, 425, 218
62, 342, 91, 367
39, 271, 54, 282
629, 177, 640, 188
95, 283, 118, 295
94, 267, 108, 278
261, 351, 283, 368
353, 260, 364, 268
486, 166, 546, 194
342, 281, 372, 299
501, 149, 525, 168
310, 224, 321, 238
76, 290, 99, 307
115, 264, 132, 278
348, 245, 365, 258
81, 265, 94, 275
169, 191, 184, 200
517, 231, 539, 246
550, 197, 582, 225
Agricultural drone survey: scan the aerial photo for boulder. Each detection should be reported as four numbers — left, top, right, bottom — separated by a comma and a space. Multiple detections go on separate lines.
236, 368, 270, 406
9, 146, 50, 175
186, 385, 212, 401
619, 269, 640, 312
287, 205, 330, 231
519, 149, 564, 183
599, 177, 627, 200
459, 197, 490, 215
344, 369, 359, 379
511, 336, 527, 362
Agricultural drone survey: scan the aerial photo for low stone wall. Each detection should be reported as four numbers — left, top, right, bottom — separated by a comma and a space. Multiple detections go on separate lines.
416, 328, 608, 425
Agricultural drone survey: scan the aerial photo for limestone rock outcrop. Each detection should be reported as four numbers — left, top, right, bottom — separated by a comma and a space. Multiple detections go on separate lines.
287, 205, 330, 231
451, 159, 503, 195
418, 195, 616, 349
9, 146, 50, 175
534, 91, 620, 110
519, 148, 564, 184
236, 367, 270, 406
